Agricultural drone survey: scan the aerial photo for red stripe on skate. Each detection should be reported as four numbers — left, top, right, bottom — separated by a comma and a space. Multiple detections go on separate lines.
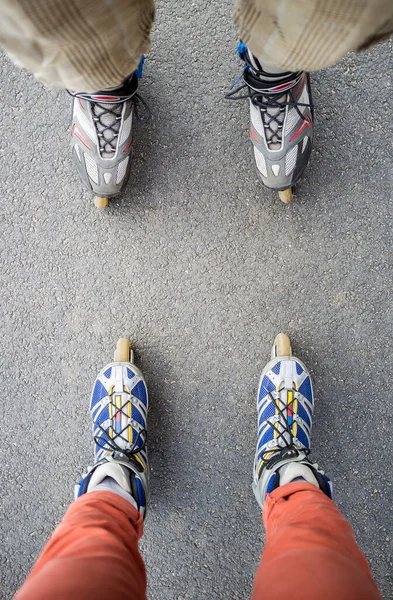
71, 124, 92, 150
90, 95, 120, 102
123, 137, 133, 152
289, 116, 312, 142
250, 127, 260, 143
78, 98, 85, 109
270, 81, 295, 92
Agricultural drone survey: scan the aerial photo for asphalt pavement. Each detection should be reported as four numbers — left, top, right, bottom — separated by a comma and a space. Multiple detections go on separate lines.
1, 0, 392, 598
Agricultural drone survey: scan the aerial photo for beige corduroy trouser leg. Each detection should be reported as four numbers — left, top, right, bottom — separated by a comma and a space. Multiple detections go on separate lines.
0, 0, 391, 90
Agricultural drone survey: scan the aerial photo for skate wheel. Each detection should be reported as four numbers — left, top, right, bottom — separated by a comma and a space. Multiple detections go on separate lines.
115, 338, 132, 362
272, 333, 292, 358
94, 196, 109, 208
278, 188, 293, 204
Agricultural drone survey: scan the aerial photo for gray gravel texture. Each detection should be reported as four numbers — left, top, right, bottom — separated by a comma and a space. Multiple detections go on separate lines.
1, 0, 392, 598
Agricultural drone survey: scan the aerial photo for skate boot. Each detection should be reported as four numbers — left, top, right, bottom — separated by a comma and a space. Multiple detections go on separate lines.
253, 333, 332, 507
75, 338, 149, 517
68, 58, 148, 208
226, 43, 314, 203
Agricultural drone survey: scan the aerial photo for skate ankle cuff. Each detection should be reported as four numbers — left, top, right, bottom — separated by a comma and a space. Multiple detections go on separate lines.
89, 477, 139, 509
253, 452, 332, 507
278, 461, 320, 487
88, 462, 132, 494
75, 454, 149, 517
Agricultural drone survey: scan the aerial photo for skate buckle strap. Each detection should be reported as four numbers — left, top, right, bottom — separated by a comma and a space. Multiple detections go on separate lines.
259, 444, 304, 474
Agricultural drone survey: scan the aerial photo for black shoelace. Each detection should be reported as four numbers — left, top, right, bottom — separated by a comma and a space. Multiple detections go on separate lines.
93, 396, 147, 459
260, 389, 309, 464
226, 81, 311, 121
70, 90, 150, 157
72, 90, 150, 122
226, 60, 313, 148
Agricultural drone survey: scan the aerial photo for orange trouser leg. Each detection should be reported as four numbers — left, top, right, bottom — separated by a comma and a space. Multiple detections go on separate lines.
14, 491, 146, 600
252, 482, 382, 600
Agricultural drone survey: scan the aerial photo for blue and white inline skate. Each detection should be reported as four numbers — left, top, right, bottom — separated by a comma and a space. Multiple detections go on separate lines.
253, 333, 332, 506
75, 338, 149, 517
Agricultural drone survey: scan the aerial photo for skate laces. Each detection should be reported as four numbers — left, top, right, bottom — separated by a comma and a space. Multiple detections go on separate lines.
70, 90, 150, 158
93, 394, 146, 459
261, 389, 309, 463
226, 51, 313, 150
91, 101, 123, 158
